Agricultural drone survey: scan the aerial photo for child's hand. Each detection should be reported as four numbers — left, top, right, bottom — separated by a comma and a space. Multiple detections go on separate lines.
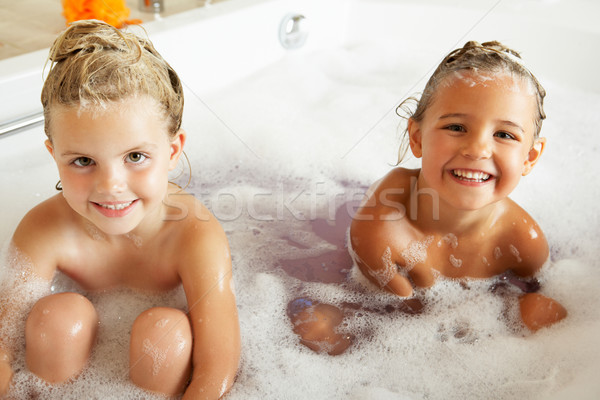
519, 293, 567, 332
356, 260, 415, 297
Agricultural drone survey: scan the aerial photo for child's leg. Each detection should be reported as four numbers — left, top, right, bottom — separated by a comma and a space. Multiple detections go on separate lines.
129, 307, 192, 395
25, 292, 98, 383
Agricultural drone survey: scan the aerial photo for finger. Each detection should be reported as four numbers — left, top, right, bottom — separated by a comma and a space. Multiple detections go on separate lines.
384, 273, 413, 297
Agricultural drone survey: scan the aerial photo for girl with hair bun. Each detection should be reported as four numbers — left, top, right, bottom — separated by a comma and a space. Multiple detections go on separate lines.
0, 20, 239, 399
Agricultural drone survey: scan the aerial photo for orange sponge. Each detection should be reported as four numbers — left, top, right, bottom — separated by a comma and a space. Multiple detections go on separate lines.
62, 0, 142, 28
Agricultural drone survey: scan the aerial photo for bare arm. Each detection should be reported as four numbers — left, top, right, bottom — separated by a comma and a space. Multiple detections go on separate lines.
350, 220, 415, 297
505, 213, 566, 331
0, 354, 12, 395
0, 199, 60, 395
349, 168, 421, 297
0, 251, 52, 395
0, 312, 14, 395
506, 210, 549, 278
179, 207, 240, 399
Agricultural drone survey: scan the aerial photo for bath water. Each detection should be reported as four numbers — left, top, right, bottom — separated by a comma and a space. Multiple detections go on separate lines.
2, 43, 600, 399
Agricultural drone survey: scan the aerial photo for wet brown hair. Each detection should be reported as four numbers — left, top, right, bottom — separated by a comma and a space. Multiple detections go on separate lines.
397, 40, 546, 163
41, 19, 184, 138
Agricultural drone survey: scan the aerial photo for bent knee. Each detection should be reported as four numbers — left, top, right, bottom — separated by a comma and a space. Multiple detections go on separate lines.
25, 292, 98, 383
129, 307, 192, 395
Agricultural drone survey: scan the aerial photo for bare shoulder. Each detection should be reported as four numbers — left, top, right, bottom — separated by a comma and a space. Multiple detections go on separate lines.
350, 168, 420, 268
498, 199, 549, 277
170, 194, 230, 278
172, 193, 227, 246
11, 194, 75, 280
375, 167, 419, 196
354, 167, 418, 220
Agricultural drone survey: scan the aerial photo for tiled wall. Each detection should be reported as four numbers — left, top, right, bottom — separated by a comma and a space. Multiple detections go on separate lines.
0, 0, 221, 60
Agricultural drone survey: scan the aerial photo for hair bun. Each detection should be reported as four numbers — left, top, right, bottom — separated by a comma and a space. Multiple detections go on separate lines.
48, 20, 141, 64
445, 40, 523, 65
479, 40, 521, 59
42, 19, 184, 137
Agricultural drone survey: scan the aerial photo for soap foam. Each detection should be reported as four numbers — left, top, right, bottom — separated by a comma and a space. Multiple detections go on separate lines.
1, 242, 186, 399
214, 173, 600, 400
143, 338, 169, 376
0, 246, 50, 353
401, 236, 434, 270
2, 39, 600, 400
191, 43, 600, 400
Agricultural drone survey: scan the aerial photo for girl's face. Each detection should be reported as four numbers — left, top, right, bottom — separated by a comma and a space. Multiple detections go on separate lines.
46, 96, 185, 236
408, 72, 545, 212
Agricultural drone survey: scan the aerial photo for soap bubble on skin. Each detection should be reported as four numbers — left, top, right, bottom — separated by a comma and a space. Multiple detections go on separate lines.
449, 254, 463, 268
125, 232, 143, 248
509, 244, 522, 263
142, 338, 170, 376
494, 247, 503, 259
84, 222, 106, 242
442, 233, 458, 249
401, 236, 434, 271
155, 318, 169, 328
369, 246, 395, 287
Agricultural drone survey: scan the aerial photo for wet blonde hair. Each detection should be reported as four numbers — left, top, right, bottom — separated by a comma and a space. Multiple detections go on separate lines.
397, 40, 546, 163
41, 19, 184, 138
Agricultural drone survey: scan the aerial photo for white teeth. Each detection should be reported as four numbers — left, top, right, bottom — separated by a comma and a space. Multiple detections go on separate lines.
98, 201, 133, 210
452, 169, 490, 182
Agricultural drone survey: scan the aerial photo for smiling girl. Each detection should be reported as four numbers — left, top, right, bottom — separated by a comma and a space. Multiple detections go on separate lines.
0, 20, 239, 398
349, 41, 567, 332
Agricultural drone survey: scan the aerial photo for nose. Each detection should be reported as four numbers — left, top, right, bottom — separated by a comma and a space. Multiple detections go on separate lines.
461, 133, 492, 160
96, 166, 127, 194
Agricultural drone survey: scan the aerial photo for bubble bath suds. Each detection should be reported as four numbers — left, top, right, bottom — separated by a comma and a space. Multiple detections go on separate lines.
2, 41, 600, 399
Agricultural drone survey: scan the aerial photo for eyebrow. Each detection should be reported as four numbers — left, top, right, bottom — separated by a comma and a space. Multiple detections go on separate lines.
438, 113, 525, 133
60, 142, 159, 158
60, 151, 89, 157
496, 120, 525, 133
439, 113, 467, 120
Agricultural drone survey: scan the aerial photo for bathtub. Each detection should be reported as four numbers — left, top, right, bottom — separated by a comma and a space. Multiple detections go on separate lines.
1, 0, 600, 398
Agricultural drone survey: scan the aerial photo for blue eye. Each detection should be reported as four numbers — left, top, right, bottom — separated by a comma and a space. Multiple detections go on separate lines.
127, 152, 147, 163
73, 157, 94, 167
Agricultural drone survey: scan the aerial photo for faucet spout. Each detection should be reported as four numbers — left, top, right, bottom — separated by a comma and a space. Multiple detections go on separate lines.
139, 0, 163, 13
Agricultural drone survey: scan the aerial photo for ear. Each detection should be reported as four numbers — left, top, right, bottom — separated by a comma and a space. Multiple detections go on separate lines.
522, 136, 546, 176
168, 129, 186, 171
407, 118, 423, 158
45, 139, 55, 158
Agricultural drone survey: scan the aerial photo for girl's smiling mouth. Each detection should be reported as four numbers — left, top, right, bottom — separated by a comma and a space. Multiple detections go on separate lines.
92, 200, 138, 217
450, 169, 493, 184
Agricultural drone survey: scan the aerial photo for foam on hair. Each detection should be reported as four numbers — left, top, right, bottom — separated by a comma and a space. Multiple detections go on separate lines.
41, 19, 184, 138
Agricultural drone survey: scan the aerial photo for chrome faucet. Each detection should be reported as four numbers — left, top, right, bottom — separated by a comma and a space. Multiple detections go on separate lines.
139, 0, 163, 13
279, 14, 308, 49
